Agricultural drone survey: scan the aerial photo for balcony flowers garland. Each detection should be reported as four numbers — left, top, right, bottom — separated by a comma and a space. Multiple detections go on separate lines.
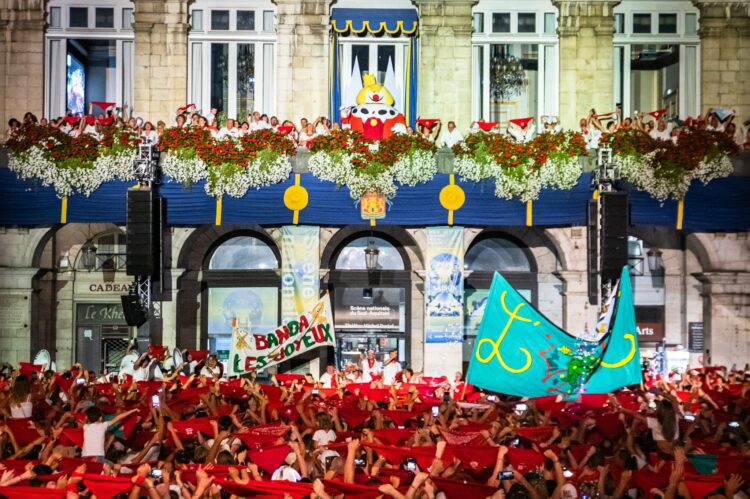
6, 125, 139, 197
452, 131, 586, 201
307, 129, 437, 199
602, 128, 737, 202
158, 128, 296, 198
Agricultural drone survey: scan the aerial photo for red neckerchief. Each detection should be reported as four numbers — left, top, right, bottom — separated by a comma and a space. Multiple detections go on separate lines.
368, 359, 375, 369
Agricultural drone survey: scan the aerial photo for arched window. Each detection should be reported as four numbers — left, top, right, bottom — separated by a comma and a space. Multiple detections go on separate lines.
464, 237, 532, 272
208, 236, 278, 270
203, 233, 280, 352
74, 231, 127, 271
334, 237, 405, 270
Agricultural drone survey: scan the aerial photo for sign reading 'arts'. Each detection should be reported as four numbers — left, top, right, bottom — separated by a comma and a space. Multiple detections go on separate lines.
229, 294, 335, 374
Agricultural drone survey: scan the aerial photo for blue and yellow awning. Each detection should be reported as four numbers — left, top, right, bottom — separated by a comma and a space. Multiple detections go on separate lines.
330, 8, 418, 35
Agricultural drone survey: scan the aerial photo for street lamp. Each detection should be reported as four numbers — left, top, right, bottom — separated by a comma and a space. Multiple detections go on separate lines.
364, 239, 379, 271
646, 248, 663, 273
81, 240, 97, 271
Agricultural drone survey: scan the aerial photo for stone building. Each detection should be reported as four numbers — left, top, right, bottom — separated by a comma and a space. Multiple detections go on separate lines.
0, 0, 748, 375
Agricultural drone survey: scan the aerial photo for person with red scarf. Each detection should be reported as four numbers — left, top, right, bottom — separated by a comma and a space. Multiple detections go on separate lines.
361, 350, 381, 383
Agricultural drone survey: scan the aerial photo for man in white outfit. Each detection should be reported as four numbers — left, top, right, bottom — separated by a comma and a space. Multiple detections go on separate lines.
361, 350, 381, 383
437, 121, 464, 148
382, 349, 401, 385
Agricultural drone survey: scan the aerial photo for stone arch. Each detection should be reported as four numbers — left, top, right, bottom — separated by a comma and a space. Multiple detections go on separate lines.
320, 225, 423, 272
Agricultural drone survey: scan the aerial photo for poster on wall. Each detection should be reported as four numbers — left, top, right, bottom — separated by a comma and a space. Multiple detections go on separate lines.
208, 287, 278, 352
334, 287, 404, 331
425, 226, 464, 343
281, 226, 320, 323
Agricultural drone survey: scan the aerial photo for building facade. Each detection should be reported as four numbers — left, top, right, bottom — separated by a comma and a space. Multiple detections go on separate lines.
0, 0, 749, 375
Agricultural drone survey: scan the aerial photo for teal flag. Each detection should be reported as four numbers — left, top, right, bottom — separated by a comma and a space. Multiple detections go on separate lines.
466, 267, 640, 398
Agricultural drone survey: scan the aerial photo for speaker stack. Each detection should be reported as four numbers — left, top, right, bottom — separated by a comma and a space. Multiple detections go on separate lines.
121, 290, 148, 327
126, 190, 161, 280
599, 192, 629, 286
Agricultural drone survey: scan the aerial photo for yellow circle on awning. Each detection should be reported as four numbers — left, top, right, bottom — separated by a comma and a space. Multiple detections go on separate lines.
284, 184, 309, 211
440, 183, 465, 211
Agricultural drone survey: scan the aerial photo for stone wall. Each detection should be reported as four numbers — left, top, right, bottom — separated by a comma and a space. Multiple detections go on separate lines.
417, 0, 476, 130
0, 0, 45, 137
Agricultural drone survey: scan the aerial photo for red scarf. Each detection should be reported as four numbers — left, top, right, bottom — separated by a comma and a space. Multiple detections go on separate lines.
368, 359, 375, 369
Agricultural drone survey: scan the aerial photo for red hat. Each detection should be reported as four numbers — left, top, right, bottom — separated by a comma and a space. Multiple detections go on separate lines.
476, 120, 497, 132
177, 103, 196, 114
416, 118, 439, 129
247, 443, 291, 474
647, 109, 668, 120
91, 101, 116, 112
276, 125, 294, 136
509, 117, 534, 129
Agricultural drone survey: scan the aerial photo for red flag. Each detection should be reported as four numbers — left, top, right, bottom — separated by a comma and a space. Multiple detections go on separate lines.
476, 121, 497, 132
509, 117, 533, 129
170, 418, 215, 438
186, 349, 209, 362
439, 427, 485, 446
247, 444, 291, 474
683, 473, 724, 499
276, 125, 294, 136
60, 427, 84, 448
380, 410, 417, 427
64, 116, 80, 126
148, 345, 168, 360
91, 101, 116, 112
372, 428, 415, 445
516, 425, 555, 443
647, 109, 667, 120
444, 445, 499, 471
19, 362, 44, 377
579, 393, 609, 408
506, 447, 545, 471
82, 473, 134, 499
177, 103, 196, 114
363, 442, 438, 470
416, 119, 439, 129
83, 116, 97, 126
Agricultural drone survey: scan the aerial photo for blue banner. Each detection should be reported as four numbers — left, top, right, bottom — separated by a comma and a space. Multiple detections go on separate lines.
424, 226, 464, 343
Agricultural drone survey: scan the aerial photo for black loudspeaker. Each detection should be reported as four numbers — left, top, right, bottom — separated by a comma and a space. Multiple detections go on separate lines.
600, 192, 629, 285
587, 200, 598, 305
126, 190, 154, 276
121, 293, 147, 327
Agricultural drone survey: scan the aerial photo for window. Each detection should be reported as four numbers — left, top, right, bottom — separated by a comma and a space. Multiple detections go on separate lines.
628, 237, 665, 342
340, 42, 407, 114
518, 13, 536, 33
69, 7, 88, 28
544, 13, 556, 34
95, 8, 114, 28
464, 237, 531, 272
633, 13, 651, 33
473, 12, 485, 33
488, 44, 538, 120
208, 236, 278, 270
334, 237, 405, 270
237, 44, 256, 119
210, 43, 229, 116
211, 10, 230, 30
614, 13, 624, 34
237, 10, 255, 30
492, 13, 510, 33
122, 8, 133, 29
192, 10, 204, 31
685, 13, 697, 35
50, 7, 62, 28
630, 44, 679, 116
262, 10, 274, 32
658, 14, 677, 34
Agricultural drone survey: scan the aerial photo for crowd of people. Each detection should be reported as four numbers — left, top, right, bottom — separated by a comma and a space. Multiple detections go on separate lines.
0, 346, 748, 499
8, 102, 748, 153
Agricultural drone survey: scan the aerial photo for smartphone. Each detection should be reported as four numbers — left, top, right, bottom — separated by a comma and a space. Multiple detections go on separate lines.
511, 437, 520, 446
515, 403, 528, 413
443, 392, 451, 402
405, 458, 417, 471
431, 406, 439, 417
151, 394, 160, 408
354, 457, 366, 466
150, 469, 162, 478
487, 395, 498, 402
683, 413, 695, 422
76, 378, 85, 385
729, 421, 740, 428
563, 469, 574, 478
498, 471, 513, 480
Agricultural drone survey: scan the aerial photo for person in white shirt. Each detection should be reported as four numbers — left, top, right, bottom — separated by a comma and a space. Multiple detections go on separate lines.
319, 363, 339, 389
507, 118, 536, 143
215, 119, 239, 140
360, 350, 381, 383
312, 413, 337, 448
437, 121, 464, 148
8, 376, 33, 419
382, 349, 401, 385
649, 119, 672, 141
82, 406, 139, 460
200, 355, 222, 379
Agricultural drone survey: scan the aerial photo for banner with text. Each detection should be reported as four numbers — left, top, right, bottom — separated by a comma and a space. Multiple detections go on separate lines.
230, 294, 335, 374
425, 226, 464, 343
281, 226, 320, 323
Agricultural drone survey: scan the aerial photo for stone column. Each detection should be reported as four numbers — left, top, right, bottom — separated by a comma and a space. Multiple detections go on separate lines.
275, 0, 330, 125
132, 0, 190, 123
694, 272, 750, 367
552, 0, 620, 129
416, 0, 476, 130
692, 1, 750, 120
554, 270, 592, 333
0, 269, 37, 364
0, 0, 45, 135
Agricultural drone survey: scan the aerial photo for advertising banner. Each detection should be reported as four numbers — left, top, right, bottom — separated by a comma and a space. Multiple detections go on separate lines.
230, 294, 335, 374
334, 287, 404, 331
425, 226, 464, 343
208, 287, 279, 352
281, 226, 320, 323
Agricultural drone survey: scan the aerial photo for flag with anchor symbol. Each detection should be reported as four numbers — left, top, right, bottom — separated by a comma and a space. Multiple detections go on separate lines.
466, 267, 640, 398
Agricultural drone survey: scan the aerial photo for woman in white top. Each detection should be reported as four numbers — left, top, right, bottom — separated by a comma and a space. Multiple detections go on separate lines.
200, 355, 221, 379
312, 412, 337, 448
6, 375, 33, 419
141, 121, 158, 143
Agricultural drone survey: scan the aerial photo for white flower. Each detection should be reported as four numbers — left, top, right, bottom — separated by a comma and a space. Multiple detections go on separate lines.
392, 150, 437, 186
162, 153, 207, 185
308, 151, 355, 186
453, 156, 498, 182
246, 154, 293, 188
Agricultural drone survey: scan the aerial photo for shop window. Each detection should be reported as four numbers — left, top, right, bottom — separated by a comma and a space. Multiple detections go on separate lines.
69, 7, 88, 28
208, 236, 278, 270
237, 10, 255, 30
211, 10, 230, 30
492, 13, 510, 33
95, 8, 114, 28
